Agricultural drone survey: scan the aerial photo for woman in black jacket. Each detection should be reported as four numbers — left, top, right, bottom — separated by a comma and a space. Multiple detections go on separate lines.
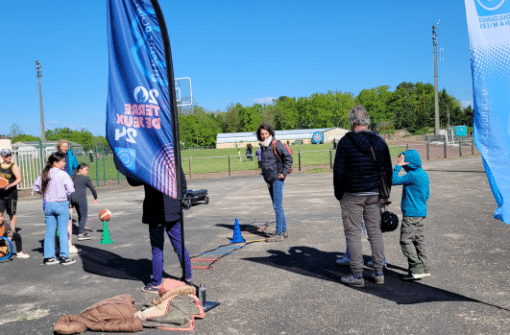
256, 123, 293, 242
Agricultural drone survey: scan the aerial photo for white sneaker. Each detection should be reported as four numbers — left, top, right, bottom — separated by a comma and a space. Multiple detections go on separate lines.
16, 251, 30, 258
336, 255, 351, 265
68, 245, 81, 254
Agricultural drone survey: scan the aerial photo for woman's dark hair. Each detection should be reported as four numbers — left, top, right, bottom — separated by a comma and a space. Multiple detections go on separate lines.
256, 123, 275, 141
73, 163, 89, 181
41, 152, 66, 195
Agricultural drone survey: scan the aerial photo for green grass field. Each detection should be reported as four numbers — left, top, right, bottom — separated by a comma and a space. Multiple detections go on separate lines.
77, 143, 408, 182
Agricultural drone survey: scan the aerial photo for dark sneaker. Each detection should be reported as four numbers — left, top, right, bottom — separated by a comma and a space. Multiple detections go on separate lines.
44, 257, 59, 265
340, 275, 365, 287
141, 283, 161, 293
336, 255, 351, 266
60, 257, 76, 265
77, 232, 91, 241
265, 234, 285, 242
370, 272, 385, 284
367, 259, 387, 268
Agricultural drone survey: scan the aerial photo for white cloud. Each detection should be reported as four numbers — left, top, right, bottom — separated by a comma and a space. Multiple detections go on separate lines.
252, 97, 276, 105
48, 121, 59, 126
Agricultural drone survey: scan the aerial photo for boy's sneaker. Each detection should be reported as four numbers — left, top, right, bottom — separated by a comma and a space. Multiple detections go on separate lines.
16, 251, 30, 258
412, 272, 431, 279
336, 255, 351, 266
265, 234, 285, 242
141, 283, 161, 293
367, 259, 387, 268
44, 257, 59, 265
370, 272, 385, 284
60, 257, 76, 265
340, 275, 365, 287
77, 232, 91, 241
402, 271, 430, 281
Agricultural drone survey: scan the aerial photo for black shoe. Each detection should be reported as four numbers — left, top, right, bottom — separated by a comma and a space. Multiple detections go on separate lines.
44, 257, 59, 265
77, 232, 91, 241
60, 257, 76, 265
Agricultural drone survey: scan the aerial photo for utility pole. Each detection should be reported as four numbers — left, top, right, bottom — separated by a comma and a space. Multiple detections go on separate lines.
36, 60, 46, 142
432, 21, 440, 136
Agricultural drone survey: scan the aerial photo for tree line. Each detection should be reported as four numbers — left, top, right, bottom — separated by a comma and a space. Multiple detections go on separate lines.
178, 81, 473, 147
8, 125, 109, 152
5, 81, 473, 149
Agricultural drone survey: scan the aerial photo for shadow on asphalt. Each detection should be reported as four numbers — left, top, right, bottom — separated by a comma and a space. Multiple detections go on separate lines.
216, 223, 270, 239
32, 240, 156, 284
244, 246, 505, 307
425, 169, 485, 173
78, 245, 154, 282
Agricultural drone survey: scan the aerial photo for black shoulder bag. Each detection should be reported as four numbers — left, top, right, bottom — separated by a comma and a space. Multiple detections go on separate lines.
369, 146, 391, 200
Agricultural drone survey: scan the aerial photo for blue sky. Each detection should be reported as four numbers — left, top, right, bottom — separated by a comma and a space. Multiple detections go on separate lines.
1, 1, 472, 137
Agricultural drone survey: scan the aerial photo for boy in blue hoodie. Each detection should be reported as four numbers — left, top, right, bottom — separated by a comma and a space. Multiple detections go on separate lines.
392, 149, 430, 280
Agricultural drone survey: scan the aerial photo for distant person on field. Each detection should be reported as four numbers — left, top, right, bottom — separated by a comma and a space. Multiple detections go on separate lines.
33, 152, 76, 265
333, 105, 392, 287
392, 149, 430, 281
56, 139, 80, 254
127, 169, 192, 293
70, 163, 98, 241
0, 205, 29, 258
246, 143, 253, 161
0, 149, 22, 234
257, 123, 293, 242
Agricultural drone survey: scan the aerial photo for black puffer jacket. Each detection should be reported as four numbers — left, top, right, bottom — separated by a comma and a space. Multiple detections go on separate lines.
260, 140, 293, 183
333, 130, 392, 201
127, 169, 187, 223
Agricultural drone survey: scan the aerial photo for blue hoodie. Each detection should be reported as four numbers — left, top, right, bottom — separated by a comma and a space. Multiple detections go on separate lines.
392, 149, 429, 217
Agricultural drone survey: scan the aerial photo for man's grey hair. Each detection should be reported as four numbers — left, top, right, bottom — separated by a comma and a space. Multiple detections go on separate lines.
349, 105, 371, 128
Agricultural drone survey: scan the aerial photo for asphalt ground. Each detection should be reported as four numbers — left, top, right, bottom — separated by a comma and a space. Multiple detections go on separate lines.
1, 156, 510, 335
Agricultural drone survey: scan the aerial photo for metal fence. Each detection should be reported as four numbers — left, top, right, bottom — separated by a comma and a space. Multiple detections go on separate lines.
11, 144, 126, 190
11, 140, 480, 189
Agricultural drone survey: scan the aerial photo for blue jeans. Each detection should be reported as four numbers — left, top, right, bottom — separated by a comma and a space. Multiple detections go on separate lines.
44, 201, 70, 258
268, 179, 287, 235
149, 221, 192, 285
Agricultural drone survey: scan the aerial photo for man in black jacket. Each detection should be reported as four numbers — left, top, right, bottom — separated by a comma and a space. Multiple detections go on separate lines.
333, 106, 392, 287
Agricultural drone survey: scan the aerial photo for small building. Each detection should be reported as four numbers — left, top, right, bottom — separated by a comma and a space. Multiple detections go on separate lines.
11, 141, 85, 156
0, 136, 11, 152
216, 127, 349, 149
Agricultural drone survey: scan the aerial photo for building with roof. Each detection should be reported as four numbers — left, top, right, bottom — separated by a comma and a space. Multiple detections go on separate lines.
11, 141, 85, 155
215, 127, 349, 149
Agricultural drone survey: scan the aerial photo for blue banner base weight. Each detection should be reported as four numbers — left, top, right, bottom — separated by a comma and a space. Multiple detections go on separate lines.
202, 301, 220, 312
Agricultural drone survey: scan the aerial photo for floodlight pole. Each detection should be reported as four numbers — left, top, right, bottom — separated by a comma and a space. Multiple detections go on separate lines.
36, 61, 46, 142
432, 21, 440, 136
